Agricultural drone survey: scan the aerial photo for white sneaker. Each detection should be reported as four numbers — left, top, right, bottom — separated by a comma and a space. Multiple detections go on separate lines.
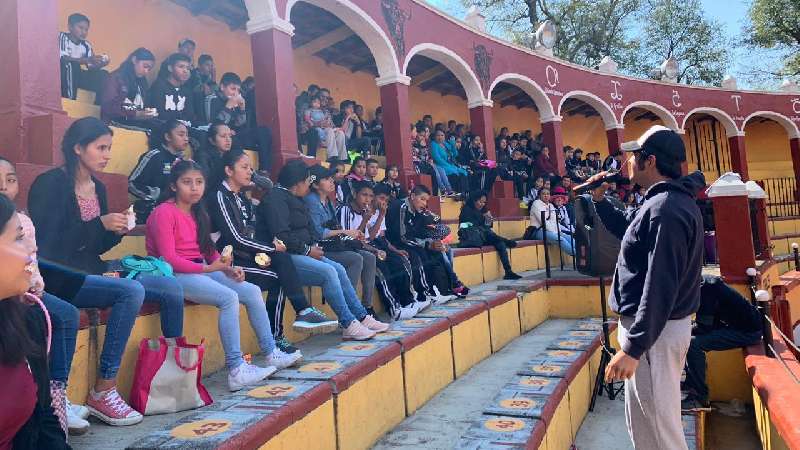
428, 286, 456, 305
228, 363, 276, 392
397, 303, 420, 320
267, 348, 303, 369
67, 399, 90, 420
415, 298, 432, 312
66, 404, 90, 435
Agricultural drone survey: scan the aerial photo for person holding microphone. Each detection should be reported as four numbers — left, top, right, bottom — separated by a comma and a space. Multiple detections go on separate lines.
578, 125, 706, 449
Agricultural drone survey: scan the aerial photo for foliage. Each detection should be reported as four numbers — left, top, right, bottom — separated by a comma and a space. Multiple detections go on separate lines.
746, 0, 800, 79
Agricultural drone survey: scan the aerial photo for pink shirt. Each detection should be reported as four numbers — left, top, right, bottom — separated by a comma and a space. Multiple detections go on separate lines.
145, 201, 219, 273
17, 212, 44, 295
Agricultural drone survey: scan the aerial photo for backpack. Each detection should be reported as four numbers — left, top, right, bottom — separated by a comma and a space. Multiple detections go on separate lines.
120, 255, 174, 279
573, 194, 621, 277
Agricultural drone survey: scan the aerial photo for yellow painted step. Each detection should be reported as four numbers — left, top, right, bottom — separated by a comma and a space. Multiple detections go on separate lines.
62, 98, 100, 119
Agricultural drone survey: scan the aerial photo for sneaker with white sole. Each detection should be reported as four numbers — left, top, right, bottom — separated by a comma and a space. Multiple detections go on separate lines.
428, 286, 456, 305
268, 347, 303, 369
361, 315, 390, 332
67, 404, 90, 435
86, 388, 143, 426
396, 303, 420, 320
68, 399, 90, 420
415, 298, 432, 312
293, 307, 339, 334
342, 320, 376, 340
228, 363, 277, 392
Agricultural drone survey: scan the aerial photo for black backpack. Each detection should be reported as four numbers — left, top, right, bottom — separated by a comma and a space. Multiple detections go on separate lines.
573, 194, 621, 277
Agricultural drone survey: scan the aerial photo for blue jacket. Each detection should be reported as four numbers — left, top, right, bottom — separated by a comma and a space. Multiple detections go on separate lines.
304, 192, 338, 239
431, 140, 467, 176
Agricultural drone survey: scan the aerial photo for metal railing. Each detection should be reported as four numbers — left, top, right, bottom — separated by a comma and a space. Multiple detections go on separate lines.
757, 177, 800, 218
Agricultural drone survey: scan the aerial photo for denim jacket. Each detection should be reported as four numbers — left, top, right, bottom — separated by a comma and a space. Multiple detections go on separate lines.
303, 192, 337, 240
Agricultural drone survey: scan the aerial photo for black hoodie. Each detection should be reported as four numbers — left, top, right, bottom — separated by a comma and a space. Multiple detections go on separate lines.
146, 77, 197, 124
595, 171, 706, 359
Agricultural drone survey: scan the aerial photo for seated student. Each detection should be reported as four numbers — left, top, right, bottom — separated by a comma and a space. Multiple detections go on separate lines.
459, 135, 497, 193
365, 158, 380, 186
458, 191, 520, 280
128, 120, 189, 223
0, 158, 84, 435
306, 166, 378, 315
343, 182, 422, 319
533, 145, 558, 178
100, 48, 159, 127
29, 117, 185, 426
303, 94, 346, 163
682, 275, 763, 409
147, 53, 197, 125
527, 188, 574, 255
367, 107, 384, 155
335, 100, 372, 159
603, 153, 623, 171
256, 160, 388, 340
209, 150, 338, 347
385, 185, 458, 304
380, 164, 404, 200
194, 121, 232, 195
190, 54, 217, 119
342, 156, 368, 204
430, 130, 469, 196
146, 160, 300, 392
412, 124, 445, 194
59, 13, 109, 101
550, 187, 574, 236
205, 72, 274, 172
0, 194, 69, 450
511, 148, 534, 200
525, 176, 545, 206
157, 39, 196, 84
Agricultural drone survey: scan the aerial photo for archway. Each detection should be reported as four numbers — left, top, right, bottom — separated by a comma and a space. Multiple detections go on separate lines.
621, 101, 680, 141
557, 93, 617, 159
682, 109, 739, 181
743, 114, 798, 217
403, 43, 486, 108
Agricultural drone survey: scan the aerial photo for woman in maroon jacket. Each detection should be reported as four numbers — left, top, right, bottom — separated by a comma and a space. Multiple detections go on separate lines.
533, 145, 558, 177
99, 48, 159, 128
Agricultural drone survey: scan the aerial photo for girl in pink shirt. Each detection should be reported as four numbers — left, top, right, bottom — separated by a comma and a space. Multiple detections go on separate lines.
146, 160, 301, 392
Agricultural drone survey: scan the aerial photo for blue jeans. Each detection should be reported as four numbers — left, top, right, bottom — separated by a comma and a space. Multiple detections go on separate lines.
70, 275, 184, 379
534, 229, 575, 256
70, 276, 145, 380
290, 254, 368, 327
684, 328, 761, 403
176, 271, 275, 370
432, 165, 453, 193
42, 293, 79, 383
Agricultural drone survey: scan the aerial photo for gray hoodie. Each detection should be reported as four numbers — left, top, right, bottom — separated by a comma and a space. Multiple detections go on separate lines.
595, 171, 706, 359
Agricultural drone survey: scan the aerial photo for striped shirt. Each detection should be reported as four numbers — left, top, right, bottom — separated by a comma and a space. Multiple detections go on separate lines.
58, 32, 93, 59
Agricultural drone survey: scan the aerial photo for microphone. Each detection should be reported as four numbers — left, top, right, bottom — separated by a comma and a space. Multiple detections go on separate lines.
573, 170, 625, 193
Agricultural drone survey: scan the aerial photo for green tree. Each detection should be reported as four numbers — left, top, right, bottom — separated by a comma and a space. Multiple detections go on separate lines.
625, 0, 731, 84
746, 0, 800, 79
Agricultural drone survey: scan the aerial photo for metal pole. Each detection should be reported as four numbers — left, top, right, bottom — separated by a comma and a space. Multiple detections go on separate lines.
541, 210, 551, 279
755, 290, 775, 359
555, 208, 565, 271
793, 243, 799, 271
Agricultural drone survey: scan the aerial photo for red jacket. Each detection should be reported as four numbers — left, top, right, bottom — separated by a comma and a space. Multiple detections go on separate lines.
534, 153, 557, 176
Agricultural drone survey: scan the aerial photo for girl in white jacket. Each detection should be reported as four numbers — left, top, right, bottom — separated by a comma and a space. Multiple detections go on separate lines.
528, 189, 574, 255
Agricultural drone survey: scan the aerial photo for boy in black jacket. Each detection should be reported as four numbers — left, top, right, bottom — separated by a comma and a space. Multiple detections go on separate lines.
205, 72, 273, 172
147, 53, 196, 125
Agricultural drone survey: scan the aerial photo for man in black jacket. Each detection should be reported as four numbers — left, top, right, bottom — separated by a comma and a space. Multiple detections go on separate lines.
205, 72, 274, 172
588, 125, 705, 450
683, 275, 762, 409
147, 53, 196, 125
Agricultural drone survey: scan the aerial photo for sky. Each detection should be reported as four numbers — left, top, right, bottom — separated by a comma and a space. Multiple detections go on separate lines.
424, 0, 772, 89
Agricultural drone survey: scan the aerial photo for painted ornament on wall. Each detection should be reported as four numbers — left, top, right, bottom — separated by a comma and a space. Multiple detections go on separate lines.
381, 0, 411, 57
474, 44, 493, 89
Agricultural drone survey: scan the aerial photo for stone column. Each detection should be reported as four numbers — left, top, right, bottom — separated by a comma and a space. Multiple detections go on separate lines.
728, 134, 749, 181
247, 16, 298, 173
0, 0, 70, 165
707, 173, 756, 281
606, 126, 625, 156
541, 119, 565, 176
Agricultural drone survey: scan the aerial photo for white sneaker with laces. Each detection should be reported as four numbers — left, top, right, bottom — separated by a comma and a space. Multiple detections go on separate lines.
415, 298, 432, 312
397, 303, 420, 320
67, 399, 90, 420
428, 286, 456, 305
268, 348, 303, 369
66, 404, 90, 435
228, 363, 276, 392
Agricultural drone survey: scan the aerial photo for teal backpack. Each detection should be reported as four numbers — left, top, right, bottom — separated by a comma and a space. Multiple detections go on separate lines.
119, 255, 174, 279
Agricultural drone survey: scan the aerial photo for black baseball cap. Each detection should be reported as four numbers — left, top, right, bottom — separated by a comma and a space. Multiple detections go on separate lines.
308, 164, 337, 184
620, 125, 686, 163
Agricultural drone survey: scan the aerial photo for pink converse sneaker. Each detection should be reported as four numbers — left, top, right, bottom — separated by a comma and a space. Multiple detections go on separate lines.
343, 320, 376, 340
361, 315, 390, 333
86, 387, 143, 426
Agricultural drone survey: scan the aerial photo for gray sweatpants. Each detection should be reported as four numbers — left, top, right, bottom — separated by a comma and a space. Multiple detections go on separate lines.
618, 315, 692, 450
325, 250, 377, 309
